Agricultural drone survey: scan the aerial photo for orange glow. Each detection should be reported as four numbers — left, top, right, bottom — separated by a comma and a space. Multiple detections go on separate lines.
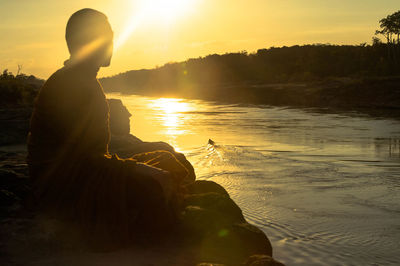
1, 0, 398, 78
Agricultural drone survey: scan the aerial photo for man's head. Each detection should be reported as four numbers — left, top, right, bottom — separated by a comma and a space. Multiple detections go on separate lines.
66, 8, 113, 67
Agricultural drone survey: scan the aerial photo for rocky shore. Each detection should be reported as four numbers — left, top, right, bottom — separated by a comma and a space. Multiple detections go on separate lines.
0, 99, 284, 265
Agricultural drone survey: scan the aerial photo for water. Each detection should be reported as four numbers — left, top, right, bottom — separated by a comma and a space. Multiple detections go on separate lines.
108, 93, 400, 265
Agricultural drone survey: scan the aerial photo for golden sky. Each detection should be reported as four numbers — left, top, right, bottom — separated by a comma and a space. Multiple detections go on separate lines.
0, 0, 398, 79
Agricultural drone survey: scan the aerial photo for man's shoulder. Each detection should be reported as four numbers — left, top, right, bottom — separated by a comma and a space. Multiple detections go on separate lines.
40, 66, 83, 96
44, 67, 70, 87
35, 66, 78, 106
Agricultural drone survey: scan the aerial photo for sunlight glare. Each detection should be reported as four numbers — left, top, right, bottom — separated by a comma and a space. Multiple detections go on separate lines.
116, 0, 197, 49
153, 98, 191, 113
149, 98, 191, 136
141, 0, 196, 23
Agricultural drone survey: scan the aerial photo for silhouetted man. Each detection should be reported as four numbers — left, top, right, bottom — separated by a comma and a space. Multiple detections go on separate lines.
27, 8, 189, 245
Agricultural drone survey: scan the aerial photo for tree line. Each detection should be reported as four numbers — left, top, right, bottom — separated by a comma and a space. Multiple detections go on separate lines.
0, 69, 43, 107
100, 43, 398, 97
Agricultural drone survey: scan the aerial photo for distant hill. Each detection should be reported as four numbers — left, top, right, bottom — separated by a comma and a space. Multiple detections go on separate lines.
100, 43, 400, 101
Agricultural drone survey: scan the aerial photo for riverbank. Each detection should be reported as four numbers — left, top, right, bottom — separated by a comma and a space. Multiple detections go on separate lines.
101, 76, 400, 119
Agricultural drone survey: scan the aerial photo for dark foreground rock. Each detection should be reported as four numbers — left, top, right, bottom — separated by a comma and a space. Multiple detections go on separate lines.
0, 151, 282, 265
244, 255, 285, 266
0, 99, 284, 265
0, 108, 32, 146
180, 182, 272, 264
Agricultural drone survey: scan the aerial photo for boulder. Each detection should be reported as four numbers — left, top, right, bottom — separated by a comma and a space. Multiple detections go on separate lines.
108, 98, 131, 136
0, 166, 31, 208
245, 255, 286, 266
0, 108, 32, 146
186, 180, 229, 196
0, 189, 19, 207
196, 222, 273, 264
183, 193, 246, 227
179, 181, 274, 264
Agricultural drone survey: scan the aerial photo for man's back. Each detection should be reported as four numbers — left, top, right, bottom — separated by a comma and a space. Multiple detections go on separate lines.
27, 63, 110, 176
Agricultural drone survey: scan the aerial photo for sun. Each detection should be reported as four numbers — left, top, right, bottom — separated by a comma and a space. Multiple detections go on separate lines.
140, 0, 196, 24
116, 0, 197, 49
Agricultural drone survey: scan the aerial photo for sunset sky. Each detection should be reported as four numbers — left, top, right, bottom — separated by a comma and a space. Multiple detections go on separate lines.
0, 0, 398, 79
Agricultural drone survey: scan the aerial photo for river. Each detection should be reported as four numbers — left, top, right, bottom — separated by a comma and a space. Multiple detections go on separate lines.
108, 93, 400, 265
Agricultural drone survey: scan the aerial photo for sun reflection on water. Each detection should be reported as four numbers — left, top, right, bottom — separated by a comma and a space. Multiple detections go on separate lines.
148, 98, 194, 150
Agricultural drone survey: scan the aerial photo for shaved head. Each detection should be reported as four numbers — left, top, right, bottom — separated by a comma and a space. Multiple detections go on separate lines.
66, 8, 113, 67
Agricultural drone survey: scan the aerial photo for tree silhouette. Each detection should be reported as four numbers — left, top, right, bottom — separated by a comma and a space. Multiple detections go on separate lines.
0, 69, 43, 106
376, 11, 400, 44
375, 10, 400, 66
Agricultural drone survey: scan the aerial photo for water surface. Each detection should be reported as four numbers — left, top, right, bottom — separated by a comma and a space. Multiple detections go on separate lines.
109, 93, 400, 265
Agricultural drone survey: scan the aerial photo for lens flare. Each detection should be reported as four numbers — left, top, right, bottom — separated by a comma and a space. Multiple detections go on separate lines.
74, 37, 108, 62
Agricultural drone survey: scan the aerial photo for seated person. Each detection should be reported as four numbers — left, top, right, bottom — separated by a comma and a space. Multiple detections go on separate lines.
27, 8, 191, 245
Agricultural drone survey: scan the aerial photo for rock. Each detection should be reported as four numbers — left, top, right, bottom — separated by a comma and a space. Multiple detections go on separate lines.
181, 181, 245, 239
244, 255, 286, 266
181, 205, 224, 238
0, 189, 19, 207
183, 192, 245, 225
181, 202, 273, 264
0, 168, 18, 181
0, 107, 32, 146
186, 180, 228, 196
109, 135, 196, 182
197, 263, 225, 266
0, 166, 31, 209
107, 98, 131, 136
197, 222, 273, 264
180, 181, 273, 264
